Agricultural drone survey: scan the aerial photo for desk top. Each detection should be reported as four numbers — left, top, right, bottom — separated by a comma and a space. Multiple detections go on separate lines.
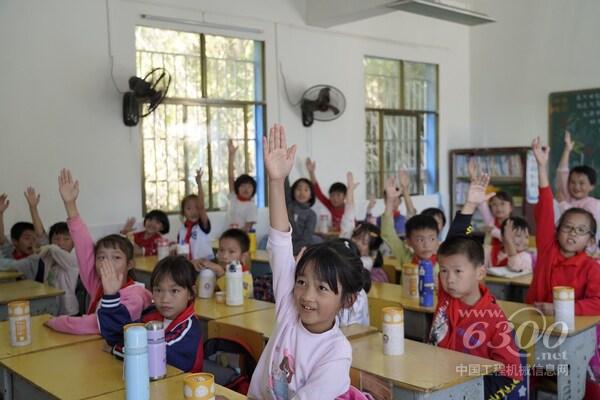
0, 314, 100, 360
498, 300, 600, 337
485, 273, 533, 287
88, 375, 246, 399
351, 333, 502, 392
0, 279, 64, 304
0, 271, 23, 282
195, 297, 274, 321
0, 340, 181, 400
213, 308, 377, 341
368, 282, 436, 314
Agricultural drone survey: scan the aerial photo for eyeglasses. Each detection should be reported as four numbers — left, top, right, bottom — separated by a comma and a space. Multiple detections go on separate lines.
559, 224, 592, 236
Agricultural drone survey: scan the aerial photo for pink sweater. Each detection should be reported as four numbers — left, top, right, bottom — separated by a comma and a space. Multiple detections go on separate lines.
45, 216, 152, 335
248, 227, 352, 399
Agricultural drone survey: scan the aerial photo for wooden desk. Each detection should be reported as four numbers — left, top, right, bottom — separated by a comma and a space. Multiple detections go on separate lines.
382, 256, 400, 283
1, 340, 181, 400
0, 280, 63, 321
484, 273, 532, 302
87, 375, 246, 399
0, 272, 22, 283
350, 333, 501, 399
368, 282, 435, 341
498, 300, 600, 400
209, 308, 377, 360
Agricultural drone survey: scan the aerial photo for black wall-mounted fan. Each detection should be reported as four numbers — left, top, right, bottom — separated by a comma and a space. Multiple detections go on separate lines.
122, 68, 171, 127
300, 85, 346, 127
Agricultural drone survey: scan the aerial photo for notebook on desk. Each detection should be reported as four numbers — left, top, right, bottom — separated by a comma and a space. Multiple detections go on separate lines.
486, 267, 531, 279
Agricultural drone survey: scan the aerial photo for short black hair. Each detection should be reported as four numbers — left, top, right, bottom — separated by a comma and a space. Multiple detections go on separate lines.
421, 208, 446, 228
329, 182, 347, 196
438, 235, 484, 267
95, 234, 136, 279
220, 228, 250, 253
351, 222, 384, 270
291, 178, 316, 207
569, 165, 597, 186
406, 214, 439, 237
10, 222, 35, 241
150, 255, 196, 297
490, 191, 513, 205
144, 209, 170, 234
500, 216, 530, 235
234, 174, 257, 197
48, 222, 70, 242
557, 207, 597, 238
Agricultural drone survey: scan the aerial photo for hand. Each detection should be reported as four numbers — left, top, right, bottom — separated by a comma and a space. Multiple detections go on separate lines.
384, 175, 402, 200
564, 130, 574, 152
227, 138, 238, 155
468, 158, 478, 179
195, 168, 203, 188
464, 174, 494, 206
121, 217, 136, 234
366, 194, 376, 212
353, 233, 370, 257
191, 259, 205, 272
398, 170, 410, 191
531, 137, 549, 166
305, 158, 316, 174
264, 124, 296, 181
24, 187, 40, 208
98, 258, 123, 296
503, 219, 515, 243
346, 172, 359, 192
0, 194, 9, 214
534, 302, 554, 316
58, 169, 79, 204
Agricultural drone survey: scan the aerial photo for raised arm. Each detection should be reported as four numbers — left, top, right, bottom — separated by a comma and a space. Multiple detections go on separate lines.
447, 173, 493, 239
382, 175, 411, 264
399, 170, 417, 217
227, 139, 238, 193
340, 172, 359, 239
0, 194, 9, 245
306, 157, 332, 210
266, 125, 297, 231
119, 217, 136, 235
532, 137, 550, 188
24, 187, 45, 239
556, 130, 573, 202
59, 169, 80, 219
195, 169, 210, 231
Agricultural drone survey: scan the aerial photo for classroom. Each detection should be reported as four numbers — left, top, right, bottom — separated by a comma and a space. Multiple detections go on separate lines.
1, 0, 600, 399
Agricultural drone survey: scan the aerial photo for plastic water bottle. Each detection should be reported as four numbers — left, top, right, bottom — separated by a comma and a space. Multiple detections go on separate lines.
146, 321, 166, 381
226, 261, 244, 306
157, 238, 170, 261
124, 325, 150, 400
419, 259, 434, 307
8, 300, 31, 347
197, 269, 216, 298
177, 240, 190, 259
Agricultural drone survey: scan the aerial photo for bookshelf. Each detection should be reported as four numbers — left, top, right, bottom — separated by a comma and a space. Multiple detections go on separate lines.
449, 147, 535, 233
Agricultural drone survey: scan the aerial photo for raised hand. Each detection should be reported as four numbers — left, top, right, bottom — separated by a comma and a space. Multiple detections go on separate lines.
227, 138, 238, 155
24, 187, 40, 208
398, 170, 410, 191
384, 175, 402, 200
195, 168, 203, 189
305, 158, 316, 174
465, 173, 494, 206
531, 137, 549, 166
564, 130, 574, 152
346, 172, 359, 193
0, 194, 9, 214
263, 124, 296, 181
121, 217, 136, 235
503, 218, 515, 243
366, 194, 376, 213
98, 258, 123, 296
58, 169, 79, 204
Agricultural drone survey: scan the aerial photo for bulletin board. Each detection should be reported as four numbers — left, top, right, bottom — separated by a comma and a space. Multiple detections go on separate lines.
549, 88, 600, 197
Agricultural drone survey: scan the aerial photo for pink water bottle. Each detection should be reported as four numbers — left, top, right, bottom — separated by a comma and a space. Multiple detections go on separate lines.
146, 321, 166, 380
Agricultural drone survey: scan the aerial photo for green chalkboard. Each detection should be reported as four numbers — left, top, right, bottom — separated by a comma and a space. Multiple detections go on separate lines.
549, 88, 600, 198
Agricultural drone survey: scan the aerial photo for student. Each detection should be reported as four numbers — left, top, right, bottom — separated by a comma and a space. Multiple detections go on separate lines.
306, 157, 346, 231
334, 238, 371, 327
421, 207, 446, 237
249, 124, 365, 399
366, 171, 417, 237
196, 228, 254, 298
45, 169, 152, 334
226, 139, 258, 232
120, 210, 170, 256
98, 255, 203, 372
429, 173, 523, 399
178, 168, 213, 261
285, 176, 317, 255
478, 189, 513, 266
493, 217, 533, 273
526, 137, 600, 314
555, 130, 600, 244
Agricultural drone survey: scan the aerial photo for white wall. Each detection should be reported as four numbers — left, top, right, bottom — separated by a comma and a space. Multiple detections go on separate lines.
0, 0, 471, 240
470, 0, 600, 148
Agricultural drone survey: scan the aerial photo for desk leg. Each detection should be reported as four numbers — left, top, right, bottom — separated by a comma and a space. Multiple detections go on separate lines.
393, 376, 483, 399
535, 327, 595, 400
2, 366, 13, 400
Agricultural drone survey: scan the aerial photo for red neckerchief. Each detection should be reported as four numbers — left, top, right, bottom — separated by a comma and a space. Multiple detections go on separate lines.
142, 301, 196, 331
393, 211, 402, 218
236, 194, 252, 202
87, 277, 136, 314
412, 254, 437, 265
12, 249, 28, 260
183, 220, 197, 244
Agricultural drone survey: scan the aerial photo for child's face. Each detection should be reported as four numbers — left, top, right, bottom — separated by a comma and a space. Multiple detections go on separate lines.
152, 274, 194, 320
489, 197, 512, 221
329, 191, 346, 208
217, 237, 246, 266
557, 213, 595, 256
183, 199, 200, 222
407, 229, 439, 261
13, 230, 36, 256
95, 246, 132, 281
511, 228, 529, 253
237, 183, 255, 200
568, 172, 594, 200
51, 232, 74, 252
144, 218, 163, 236
293, 261, 343, 334
293, 181, 312, 204
439, 253, 485, 302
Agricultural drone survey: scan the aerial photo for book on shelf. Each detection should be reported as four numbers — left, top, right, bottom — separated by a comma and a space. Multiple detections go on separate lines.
453, 154, 523, 178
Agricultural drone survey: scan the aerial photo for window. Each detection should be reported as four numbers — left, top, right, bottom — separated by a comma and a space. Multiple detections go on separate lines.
364, 56, 438, 196
136, 26, 265, 213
